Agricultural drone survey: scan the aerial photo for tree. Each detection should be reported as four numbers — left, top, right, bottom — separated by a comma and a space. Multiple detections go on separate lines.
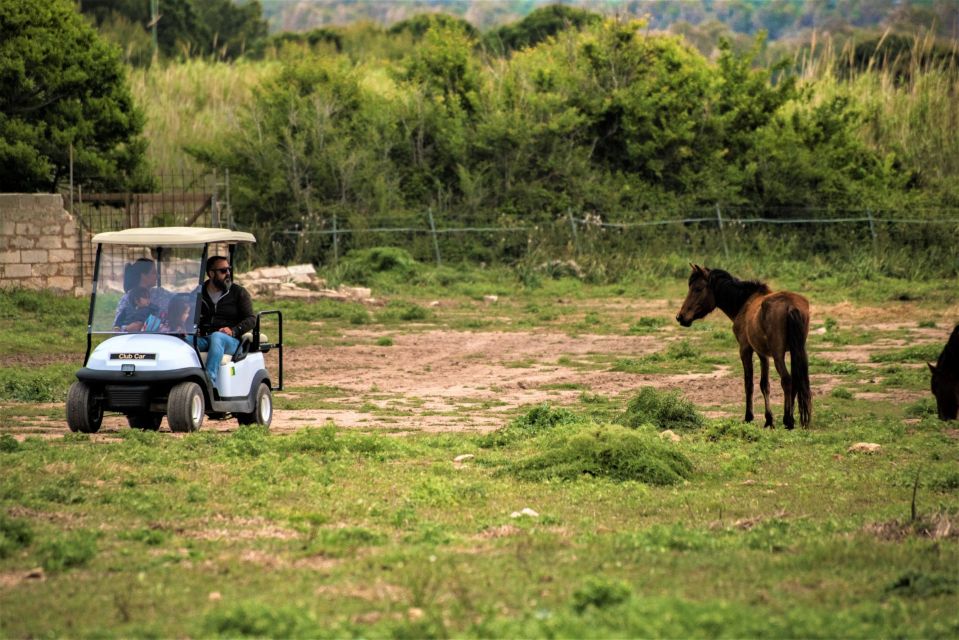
483, 4, 602, 55
0, 0, 149, 192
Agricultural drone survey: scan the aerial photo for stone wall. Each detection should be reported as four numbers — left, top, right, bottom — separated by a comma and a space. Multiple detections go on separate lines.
0, 194, 92, 294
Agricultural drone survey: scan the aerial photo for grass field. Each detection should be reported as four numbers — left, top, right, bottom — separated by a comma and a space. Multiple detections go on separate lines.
1, 264, 958, 638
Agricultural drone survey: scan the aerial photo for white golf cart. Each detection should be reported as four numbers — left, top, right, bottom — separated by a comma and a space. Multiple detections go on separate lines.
66, 227, 283, 433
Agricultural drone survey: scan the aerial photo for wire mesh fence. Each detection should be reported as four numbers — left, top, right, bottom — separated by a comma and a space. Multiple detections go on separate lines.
245, 205, 959, 273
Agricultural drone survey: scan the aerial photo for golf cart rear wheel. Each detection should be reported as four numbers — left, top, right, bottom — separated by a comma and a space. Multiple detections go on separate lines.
127, 413, 162, 431
237, 383, 272, 428
167, 381, 204, 432
66, 381, 103, 433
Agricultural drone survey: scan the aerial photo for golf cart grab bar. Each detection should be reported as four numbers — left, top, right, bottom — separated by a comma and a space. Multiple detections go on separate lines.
256, 310, 283, 391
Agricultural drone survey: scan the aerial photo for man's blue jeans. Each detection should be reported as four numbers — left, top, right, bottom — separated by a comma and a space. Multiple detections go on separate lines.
189, 332, 240, 385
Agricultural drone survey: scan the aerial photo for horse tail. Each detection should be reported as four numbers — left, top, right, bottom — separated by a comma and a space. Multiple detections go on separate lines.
787, 307, 812, 428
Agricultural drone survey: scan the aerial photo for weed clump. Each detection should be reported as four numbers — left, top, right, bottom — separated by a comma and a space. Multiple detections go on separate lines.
0, 434, 19, 453
507, 424, 693, 484
37, 530, 97, 572
201, 602, 321, 638
0, 514, 33, 559
480, 403, 581, 447
885, 571, 959, 598
618, 387, 704, 431
572, 576, 632, 613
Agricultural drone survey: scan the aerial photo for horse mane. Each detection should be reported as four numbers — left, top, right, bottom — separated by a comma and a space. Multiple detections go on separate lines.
936, 324, 959, 371
707, 268, 771, 316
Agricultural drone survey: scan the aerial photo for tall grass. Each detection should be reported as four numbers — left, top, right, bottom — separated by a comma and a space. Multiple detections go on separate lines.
797, 30, 959, 205
129, 60, 279, 173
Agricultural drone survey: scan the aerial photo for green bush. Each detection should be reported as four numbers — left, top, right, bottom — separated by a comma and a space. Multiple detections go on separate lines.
618, 387, 704, 431
0, 514, 33, 559
507, 424, 693, 484
37, 530, 98, 572
335, 247, 418, 285
200, 602, 322, 638
571, 576, 632, 614
480, 403, 581, 447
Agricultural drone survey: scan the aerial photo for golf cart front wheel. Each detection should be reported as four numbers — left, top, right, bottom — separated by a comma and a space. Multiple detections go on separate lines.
237, 383, 272, 428
127, 413, 162, 431
167, 381, 204, 432
66, 381, 103, 433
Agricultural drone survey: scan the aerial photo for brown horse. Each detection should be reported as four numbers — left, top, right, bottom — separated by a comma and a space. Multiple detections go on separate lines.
929, 324, 959, 420
675, 264, 812, 429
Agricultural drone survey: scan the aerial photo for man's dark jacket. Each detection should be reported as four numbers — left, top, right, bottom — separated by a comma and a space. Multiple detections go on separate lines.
198, 282, 256, 338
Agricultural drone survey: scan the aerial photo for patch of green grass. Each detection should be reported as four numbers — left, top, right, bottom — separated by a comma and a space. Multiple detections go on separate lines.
870, 343, 943, 364
376, 336, 394, 346
627, 316, 667, 333
611, 340, 721, 374
0, 365, 76, 402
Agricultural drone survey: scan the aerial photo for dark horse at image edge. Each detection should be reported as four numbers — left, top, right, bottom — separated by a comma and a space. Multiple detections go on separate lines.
929, 324, 959, 420
676, 264, 812, 429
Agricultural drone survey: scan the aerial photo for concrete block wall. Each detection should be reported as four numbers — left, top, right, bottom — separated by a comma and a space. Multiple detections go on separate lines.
0, 194, 92, 294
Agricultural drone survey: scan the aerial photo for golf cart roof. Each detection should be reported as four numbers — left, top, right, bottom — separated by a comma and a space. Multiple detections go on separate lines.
91, 227, 256, 246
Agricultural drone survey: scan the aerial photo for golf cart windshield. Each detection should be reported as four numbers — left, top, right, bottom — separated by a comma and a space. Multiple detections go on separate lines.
90, 244, 204, 335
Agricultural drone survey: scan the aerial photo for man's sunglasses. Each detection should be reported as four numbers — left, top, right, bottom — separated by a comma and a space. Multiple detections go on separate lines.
212, 267, 232, 274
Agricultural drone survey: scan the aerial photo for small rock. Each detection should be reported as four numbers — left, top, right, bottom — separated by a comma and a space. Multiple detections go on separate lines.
453, 454, 474, 463
848, 442, 881, 453
510, 507, 539, 518
208, 591, 222, 601
659, 429, 681, 442
407, 607, 425, 621
429, 300, 441, 307
24, 567, 44, 581
483, 294, 499, 304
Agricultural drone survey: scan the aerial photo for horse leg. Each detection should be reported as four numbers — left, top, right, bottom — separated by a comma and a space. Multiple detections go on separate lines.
740, 346, 754, 422
760, 355, 773, 428
774, 355, 795, 429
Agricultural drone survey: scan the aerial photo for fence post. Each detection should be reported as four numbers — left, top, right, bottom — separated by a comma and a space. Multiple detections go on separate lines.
567, 208, 579, 252
427, 208, 442, 266
332, 212, 339, 266
715, 203, 729, 260
867, 209, 878, 257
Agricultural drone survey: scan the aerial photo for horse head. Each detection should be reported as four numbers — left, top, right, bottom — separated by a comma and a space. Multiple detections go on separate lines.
929, 362, 959, 420
676, 263, 717, 327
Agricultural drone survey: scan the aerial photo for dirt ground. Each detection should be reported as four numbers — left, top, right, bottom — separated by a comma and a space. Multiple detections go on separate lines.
2, 299, 950, 439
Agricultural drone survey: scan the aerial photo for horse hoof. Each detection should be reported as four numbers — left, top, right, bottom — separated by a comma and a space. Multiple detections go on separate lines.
783, 416, 795, 429
764, 414, 773, 428
744, 413, 754, 423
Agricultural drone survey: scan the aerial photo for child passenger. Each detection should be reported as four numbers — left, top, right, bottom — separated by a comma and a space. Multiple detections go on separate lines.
114, 286, 160, 332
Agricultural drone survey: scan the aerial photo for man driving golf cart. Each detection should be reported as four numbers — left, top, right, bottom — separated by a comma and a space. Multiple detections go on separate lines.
67, 227, 282, 434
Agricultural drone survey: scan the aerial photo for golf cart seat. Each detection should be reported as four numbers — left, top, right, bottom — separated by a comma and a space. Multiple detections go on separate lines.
199, 331, 269, 366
